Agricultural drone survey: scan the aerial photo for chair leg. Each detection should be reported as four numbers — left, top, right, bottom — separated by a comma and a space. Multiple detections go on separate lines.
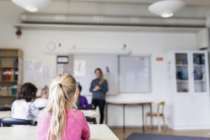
158, 115, 161, 133
162, 115, 166, 131
145, 115, 147, 131
150, 116, 153, 129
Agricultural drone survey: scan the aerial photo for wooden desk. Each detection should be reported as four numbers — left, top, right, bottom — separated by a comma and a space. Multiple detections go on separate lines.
106, 101, 153, 133
0, 124, 119, 140
0, 111, 11, 119
0, 104, 12, 108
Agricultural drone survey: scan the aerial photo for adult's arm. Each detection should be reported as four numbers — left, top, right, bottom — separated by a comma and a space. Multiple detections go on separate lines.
99, 80, 108, 93
89, 80, 94, 92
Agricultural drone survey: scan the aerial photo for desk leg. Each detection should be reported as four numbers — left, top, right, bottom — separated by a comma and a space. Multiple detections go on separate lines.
142, 104, 145, 132
123, 104, 125, 133
106, 104, 108, 125
93, 118, 97, 124
149, 103, 152, 113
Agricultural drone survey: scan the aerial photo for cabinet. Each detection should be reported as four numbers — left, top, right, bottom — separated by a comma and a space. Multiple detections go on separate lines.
0, 48, 23, 104
166, 50, 210, 130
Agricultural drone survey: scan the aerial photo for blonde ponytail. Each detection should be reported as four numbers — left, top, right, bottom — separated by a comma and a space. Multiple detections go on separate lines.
45, 73, 77, 140
99, 75, 104, 84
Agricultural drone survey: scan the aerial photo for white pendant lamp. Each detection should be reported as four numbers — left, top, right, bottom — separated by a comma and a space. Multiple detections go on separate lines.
11, 0, 51, 12
148, 0, 186, 18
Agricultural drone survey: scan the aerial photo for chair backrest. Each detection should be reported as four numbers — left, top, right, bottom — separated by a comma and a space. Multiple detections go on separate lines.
0, 107, 11, 111
1, 118, 35, 126
157, 102, 165, 114
78, 107, 89, 110
86, 117, 97, 124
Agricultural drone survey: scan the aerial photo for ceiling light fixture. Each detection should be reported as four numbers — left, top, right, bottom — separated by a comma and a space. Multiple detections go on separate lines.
161, 12, 173, 18
24, 5, 38, 12
11, 0, 51, 12
148, 0, 186, 18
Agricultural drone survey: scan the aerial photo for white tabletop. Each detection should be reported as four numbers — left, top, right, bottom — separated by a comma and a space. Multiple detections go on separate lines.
0, 110, 98, 119
106, 101, 153, 105
0, 124, 119, 140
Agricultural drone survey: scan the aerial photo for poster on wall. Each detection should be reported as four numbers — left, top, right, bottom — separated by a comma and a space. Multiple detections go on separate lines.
43, 65, 54, 79
25, 73, 36, 82
25, 61, 33, 71
34, 61, 42, 72
74, 60, 86, 77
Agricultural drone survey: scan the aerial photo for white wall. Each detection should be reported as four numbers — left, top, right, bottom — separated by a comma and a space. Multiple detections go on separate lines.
0, 2, 198, 127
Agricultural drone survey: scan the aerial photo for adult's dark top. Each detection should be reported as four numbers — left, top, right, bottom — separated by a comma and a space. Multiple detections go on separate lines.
89, 78, 108, 100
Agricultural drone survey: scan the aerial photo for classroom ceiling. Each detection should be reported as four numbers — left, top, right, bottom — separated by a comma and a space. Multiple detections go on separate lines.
53, 0, 210, 6
2, 0, 210, 19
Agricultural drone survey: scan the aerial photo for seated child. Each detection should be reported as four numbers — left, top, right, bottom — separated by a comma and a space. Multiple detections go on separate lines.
37, 73, 90, 140
77, 84, 93, 109
33, 87, 49, 108
12, 83, 39, 121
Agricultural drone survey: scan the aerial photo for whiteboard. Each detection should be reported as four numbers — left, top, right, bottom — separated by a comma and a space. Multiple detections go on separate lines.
73, 55, 118, 95
119, 56, 151, 93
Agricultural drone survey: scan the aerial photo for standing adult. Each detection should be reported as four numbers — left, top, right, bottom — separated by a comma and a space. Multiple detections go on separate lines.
90, 68, 108, 124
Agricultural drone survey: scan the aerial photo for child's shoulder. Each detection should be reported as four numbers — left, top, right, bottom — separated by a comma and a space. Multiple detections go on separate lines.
72, 109, 84, 114
67, 109, 85, 117
13, 100, 32, 105
38, 109, 49, 118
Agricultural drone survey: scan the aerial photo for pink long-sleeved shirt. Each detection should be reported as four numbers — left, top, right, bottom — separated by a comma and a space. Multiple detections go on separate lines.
37, 109, 90, 140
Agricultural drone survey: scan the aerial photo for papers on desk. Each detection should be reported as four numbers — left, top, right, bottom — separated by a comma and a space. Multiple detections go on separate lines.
81, 110, 97, 116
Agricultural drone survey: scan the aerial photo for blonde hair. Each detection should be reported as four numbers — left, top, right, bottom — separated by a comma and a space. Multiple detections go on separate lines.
95, 68, 104, 84
45, 73, 78, 140
41, 88, 49, 99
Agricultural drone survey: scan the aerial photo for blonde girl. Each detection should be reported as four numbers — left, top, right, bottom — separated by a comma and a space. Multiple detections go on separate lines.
33, 87, 49, 108
37, 73, 90, 140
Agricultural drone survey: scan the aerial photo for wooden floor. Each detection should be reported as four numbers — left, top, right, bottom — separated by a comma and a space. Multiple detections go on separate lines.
110, 127, 210, 140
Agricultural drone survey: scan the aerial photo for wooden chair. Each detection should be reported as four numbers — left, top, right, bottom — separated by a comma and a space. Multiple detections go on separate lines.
145, 102, 166, 133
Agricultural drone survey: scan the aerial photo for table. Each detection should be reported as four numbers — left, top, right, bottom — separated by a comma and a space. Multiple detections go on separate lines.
106, 101, 152, 133
0, 105, 12, 108
0, 124, 119, 140
0, 110, 99, 119
81, 110, 98, 124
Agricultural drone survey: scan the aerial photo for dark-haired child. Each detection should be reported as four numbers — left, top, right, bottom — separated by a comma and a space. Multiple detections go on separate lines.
12, 83, 39, 121
77, 84, 93, 109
